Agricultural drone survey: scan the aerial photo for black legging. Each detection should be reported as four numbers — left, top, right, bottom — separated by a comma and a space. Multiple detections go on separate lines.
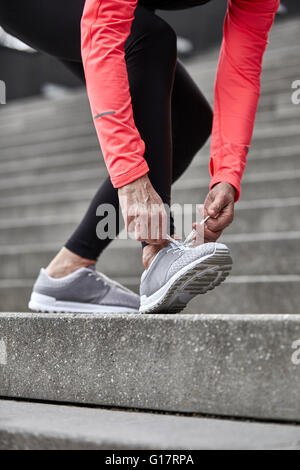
0, 0, 212, 260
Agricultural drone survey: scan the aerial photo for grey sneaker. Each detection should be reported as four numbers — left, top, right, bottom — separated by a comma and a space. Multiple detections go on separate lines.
139, 238, 232, 314
29, 266, 140, 313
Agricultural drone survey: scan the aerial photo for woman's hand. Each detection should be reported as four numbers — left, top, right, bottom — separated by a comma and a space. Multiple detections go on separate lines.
118, 174, 168, 244
202, 182, 236, 242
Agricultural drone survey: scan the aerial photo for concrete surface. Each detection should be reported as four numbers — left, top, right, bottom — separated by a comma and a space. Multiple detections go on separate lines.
0, 234, 299, 278
1, 276, 300, 315
0, 313, 300, 422
1, 399, 300, 450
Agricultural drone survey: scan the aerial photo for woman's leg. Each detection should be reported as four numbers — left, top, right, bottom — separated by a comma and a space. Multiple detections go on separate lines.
171, 60, 212, 183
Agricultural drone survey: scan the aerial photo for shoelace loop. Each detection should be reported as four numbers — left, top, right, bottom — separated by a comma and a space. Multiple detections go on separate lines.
165, 216, 210, 254
87, 269, 134, 295
165, 230, 197, 254
88, 271, 103, 282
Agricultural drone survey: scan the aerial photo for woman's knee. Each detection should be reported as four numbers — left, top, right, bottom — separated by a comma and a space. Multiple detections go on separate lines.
131, 6, 177, 63
151, 16, 177, 56
153, 22, 177, 68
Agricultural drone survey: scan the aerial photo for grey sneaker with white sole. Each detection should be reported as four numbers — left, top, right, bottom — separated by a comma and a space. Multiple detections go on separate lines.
29, 265, 140, 313
139, 238, 232, 314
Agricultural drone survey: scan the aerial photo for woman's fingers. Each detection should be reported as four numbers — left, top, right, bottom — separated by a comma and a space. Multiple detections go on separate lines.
203, 182, 236, 234
143, 205, 168, 244
128, 203, 168, 244
204, 227, 223, 242
205, 202, 234, 232
118, 174, 169, 244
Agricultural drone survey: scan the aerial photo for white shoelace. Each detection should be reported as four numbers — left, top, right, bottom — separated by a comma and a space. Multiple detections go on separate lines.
165, 216, 210, 253
88, 271, 104, 282
87, 268, 134, 294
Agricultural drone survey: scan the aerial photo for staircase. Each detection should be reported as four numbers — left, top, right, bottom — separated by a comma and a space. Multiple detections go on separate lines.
0, 17, 300, 449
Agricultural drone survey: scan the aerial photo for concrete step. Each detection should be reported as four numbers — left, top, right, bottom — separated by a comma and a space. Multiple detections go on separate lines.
268, 18, 300, 39
0, 275, 299, 315
1, 199, 300, 245
0, 103, 90, 137
0, 139, 298, 198
0, 122, 96, 151
200, 70, 299, 98
0, 165, 298, 200
0, 188, 97, 219
164, 199, 300, 236
0, 93, 294, 168
0, 117, 298, 164
0, 166, 105, 198
0, 313, 300, 422
2, 400, 300, 450
187, 43, 300, 79
201, 79, 298, 105
0, 149, 101, 177
186, 146, 300, 180
0, 83, 291, 144
0, 136, 298, 197
173, 170, 300, 204
2, 171, 295, 219
0, 134, 100, 163
1, 133, 298, 181
0, 91, 88, 124
0, 86, 297, 148
190, 83, 285, 111
0, 116, 297, 176
187, 275, 300, 315
1, 399, 300, 450
256, 92, 296, 113
0, 112, 299, 176
256, 105, 300, 122
0, 232, 299, 279
0, 100, 297, 151
65, 232, 300, 277
255, 108, 300, 124
191, 57, 300, 89
0, 193, 91, 219
253, 123, 300, 141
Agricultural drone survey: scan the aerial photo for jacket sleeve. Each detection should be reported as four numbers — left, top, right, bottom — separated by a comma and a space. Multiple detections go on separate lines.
209, 0, 279, 201
81, 0, 149, 188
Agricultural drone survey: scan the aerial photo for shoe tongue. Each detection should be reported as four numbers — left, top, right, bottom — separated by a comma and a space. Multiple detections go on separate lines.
86, 264, 96, 271
169, 239, 181, 248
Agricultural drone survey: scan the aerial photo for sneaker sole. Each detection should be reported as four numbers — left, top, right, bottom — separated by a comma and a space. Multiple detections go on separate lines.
139, 245, 232, 314
28, 292, 139, 314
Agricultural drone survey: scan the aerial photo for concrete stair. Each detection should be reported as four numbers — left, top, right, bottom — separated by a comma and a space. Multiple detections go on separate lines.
0, 313, 300, 423
1, 399, 300, 450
